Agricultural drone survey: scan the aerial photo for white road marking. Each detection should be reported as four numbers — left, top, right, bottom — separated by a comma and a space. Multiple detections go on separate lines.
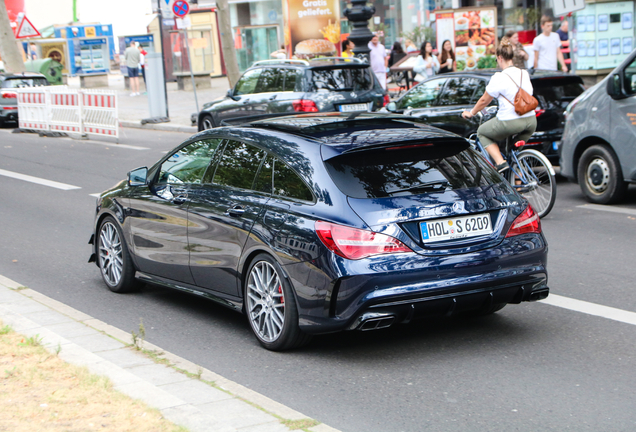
83, 141, 149, 150
541, 294, 636, 326
0, 169, 81, 190
577, 204, 636, 216
89, 193, 101, 198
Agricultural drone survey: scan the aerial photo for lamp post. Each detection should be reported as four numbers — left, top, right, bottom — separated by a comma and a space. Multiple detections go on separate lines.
343, 0, 375, 61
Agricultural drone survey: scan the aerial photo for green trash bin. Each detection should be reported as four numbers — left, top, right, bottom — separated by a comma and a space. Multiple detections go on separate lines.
24, 58, 64, 85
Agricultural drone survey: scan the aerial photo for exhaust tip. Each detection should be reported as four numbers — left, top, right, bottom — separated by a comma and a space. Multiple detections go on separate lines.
529, 288, 549, 302
349, 312, 396, 331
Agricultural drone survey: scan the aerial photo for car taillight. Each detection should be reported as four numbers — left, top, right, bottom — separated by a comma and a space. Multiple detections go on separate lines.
292, 99, 318, 112
315, 221, 412, 260
505, 205, 541, 238
383, 94, 390, 107
1, 91, 17, 99
534, 108, 545, 117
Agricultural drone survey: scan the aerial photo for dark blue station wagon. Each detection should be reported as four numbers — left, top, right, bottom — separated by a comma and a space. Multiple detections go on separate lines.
89, 113, 549, 351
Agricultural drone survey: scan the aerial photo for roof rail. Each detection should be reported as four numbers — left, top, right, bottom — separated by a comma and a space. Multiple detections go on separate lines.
251, 59, 310, 67
309, 56, 365, 64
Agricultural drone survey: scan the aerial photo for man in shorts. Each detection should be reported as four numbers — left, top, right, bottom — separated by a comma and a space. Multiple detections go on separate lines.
124, 41, 140, 96
533, 15, 568, 72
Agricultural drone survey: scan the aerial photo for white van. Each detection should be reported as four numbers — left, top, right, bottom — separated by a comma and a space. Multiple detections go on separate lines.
560, 51, 636, 204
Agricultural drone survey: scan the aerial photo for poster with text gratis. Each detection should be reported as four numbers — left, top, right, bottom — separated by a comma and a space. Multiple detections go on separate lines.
283, 0, 341, 59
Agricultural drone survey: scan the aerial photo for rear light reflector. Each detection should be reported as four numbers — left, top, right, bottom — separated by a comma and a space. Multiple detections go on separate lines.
2, 106, 17, 110
383, 94, 390, 107
315, 221, 412, 260
292, 99, 319, 112
1, 91, 17, 99
535, 108, 545, 117
385, 143, 433, 151
505, 205, 541, 238
514, 140, 526, 148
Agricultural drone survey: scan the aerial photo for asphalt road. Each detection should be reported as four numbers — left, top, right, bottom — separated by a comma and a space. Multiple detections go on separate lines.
1, 127, 636, 432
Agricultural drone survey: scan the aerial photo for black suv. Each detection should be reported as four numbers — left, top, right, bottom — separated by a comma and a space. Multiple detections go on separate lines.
195, 58, 389, 131
385, 70, 586, 164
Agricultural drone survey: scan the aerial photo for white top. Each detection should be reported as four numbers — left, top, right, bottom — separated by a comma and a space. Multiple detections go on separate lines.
368, 42, 387, 73
485, 67, 535, 121
412, 55, 440, 78
533, 32, 562, 71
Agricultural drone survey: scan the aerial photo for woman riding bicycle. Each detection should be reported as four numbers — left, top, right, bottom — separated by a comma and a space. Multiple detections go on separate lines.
462, 37, 537, 173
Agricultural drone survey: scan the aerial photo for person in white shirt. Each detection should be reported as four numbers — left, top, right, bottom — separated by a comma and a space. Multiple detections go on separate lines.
533, 15, 568, 72
368, 34, 388, 89
412, 41, 440, 80
461, 37, 537, 173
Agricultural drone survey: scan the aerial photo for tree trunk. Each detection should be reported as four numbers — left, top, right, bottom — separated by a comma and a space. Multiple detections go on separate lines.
0, 3, 25, 73
215, 0, 240, 88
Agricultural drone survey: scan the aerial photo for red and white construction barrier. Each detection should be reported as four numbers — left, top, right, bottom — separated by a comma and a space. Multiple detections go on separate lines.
17, 87, 118, 139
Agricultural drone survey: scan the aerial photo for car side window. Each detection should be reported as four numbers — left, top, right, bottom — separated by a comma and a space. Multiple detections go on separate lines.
471, 79, 487, 103
623, 58, 636, 95
254, 155, 274, 194
438, 78, 481, 106
157, 138, 223, 185
273, 159, 313, 201
398, 78, 448, 109
256, 68, 283, 93
235, 69, 262, 95
280, 69, 301, 92
212, 140, 266, 190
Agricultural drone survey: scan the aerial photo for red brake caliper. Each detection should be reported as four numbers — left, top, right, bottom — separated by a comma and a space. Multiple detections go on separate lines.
279, 285, 284, 303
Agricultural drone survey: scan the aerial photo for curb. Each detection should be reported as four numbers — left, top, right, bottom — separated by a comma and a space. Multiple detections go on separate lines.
0, 274, 340, 432
120, 120, 198, 134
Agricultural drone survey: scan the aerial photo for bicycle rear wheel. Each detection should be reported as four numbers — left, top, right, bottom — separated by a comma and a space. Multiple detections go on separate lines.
508, 150, 557, 218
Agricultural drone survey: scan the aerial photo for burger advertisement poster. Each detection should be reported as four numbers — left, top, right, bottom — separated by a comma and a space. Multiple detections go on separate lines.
283, 0, 341, 59
435, 7, 498, 71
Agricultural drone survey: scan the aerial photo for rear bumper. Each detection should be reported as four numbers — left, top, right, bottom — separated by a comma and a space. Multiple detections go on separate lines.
0, 107, 18, 121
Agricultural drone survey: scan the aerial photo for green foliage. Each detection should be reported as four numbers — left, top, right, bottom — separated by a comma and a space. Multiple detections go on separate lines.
19, 334, 43, 347
401, 25, 435, 48
0, 325, 12, 335
131, 318, 146, 351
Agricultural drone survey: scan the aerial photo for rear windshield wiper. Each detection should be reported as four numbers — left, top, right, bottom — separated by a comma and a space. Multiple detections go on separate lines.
386, 181, 451, 195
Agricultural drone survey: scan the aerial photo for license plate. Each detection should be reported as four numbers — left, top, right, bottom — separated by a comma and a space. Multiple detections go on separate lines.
552, 141, 561, 151
420, 213, 492, 243
339, 103, 369, 112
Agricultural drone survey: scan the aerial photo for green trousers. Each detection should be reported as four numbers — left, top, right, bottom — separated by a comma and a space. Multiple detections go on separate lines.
477, 115, 537, 148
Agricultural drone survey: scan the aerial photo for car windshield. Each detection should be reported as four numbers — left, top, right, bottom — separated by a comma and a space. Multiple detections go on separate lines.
324, 141, 502, 199
533, 78, 585, 110
1, 78, 48, 88
308, 67, 374, 91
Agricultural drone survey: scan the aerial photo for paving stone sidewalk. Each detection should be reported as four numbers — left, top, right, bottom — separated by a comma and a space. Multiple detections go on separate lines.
0, 274, 338, 432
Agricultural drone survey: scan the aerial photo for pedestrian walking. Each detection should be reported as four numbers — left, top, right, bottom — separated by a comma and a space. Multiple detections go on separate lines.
412, 41, 440, 80
388, 41, 406, 67
137, 43, 148, 91
368, 34, 388, 89
124, 41, 141, 96
438, 40, 456, 74
404, 39, 418, 53
506, 31, 529, 68
462, 37, 537, 173
556, 19, 570, 65
533, 15, 568, 72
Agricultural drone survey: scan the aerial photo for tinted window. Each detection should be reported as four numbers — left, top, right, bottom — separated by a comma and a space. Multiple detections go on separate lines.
213, 140, 266, 189
273, 159, 313, 201
280, 69, 301, 92
398, 78, 448, 109
256, 68, 283, 93
235, 68, 262, 95
308, 67, 374, 91
471, 79, 488, 103
157, 138, 222, 185
438, 78, 481, 106
2, 77, 48, 88
254, 155, 273, 194
533, 78, 585, 109
324, 142, 502, 199
623, 57, 636, 96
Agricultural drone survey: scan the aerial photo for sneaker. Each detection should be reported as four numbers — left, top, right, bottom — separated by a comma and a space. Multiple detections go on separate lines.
496, 161, 509, 173
130, 92, 137, 97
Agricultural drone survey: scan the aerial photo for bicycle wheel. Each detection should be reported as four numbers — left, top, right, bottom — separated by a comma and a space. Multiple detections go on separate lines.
508, 150, 557, 218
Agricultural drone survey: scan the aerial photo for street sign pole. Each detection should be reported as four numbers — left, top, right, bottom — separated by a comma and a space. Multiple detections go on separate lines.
173, 1, 199, 114
157, 0, 170, 119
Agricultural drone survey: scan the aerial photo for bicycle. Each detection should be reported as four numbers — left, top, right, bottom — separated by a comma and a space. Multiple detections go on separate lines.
467, 109, 557, 218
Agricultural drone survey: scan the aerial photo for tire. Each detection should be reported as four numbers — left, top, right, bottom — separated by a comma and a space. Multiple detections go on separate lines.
577, 145, 626, 204
97, 216, 139, 293
199, 114, 215, 131
509, 150, 557, 218
244, 254, 312, 351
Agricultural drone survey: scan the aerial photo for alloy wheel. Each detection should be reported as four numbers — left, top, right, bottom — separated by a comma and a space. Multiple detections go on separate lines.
247, 261, 285, 343
99, 221, 123, 287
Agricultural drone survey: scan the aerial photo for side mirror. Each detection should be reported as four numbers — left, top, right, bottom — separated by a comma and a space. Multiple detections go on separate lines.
128, 167, 148, 187
386, 102, 398, 112
226, 88, 239, 100
607, 74, 623, 99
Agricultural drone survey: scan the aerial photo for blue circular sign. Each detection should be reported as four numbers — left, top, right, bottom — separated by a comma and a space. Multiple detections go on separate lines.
173, 0, 189, 18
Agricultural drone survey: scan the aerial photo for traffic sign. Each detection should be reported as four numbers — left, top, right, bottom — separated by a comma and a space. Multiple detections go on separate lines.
14, 13, 41, 39
172, 0, 190, 18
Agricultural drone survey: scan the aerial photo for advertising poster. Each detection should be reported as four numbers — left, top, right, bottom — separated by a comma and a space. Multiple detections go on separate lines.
434, 7, 497, 71
283, 0, 340, 59
72, 38, 109, 75
40, 41, 68, 74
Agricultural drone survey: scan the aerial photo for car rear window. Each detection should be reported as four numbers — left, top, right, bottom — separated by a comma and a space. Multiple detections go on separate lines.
308, 67, 374, 92
533, 78, 585, 109
324, 141, 502, 199
2, 78, 48, 88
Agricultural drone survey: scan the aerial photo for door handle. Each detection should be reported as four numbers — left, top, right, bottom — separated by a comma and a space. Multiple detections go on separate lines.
173, 195, 188, 205
226, 205, 245, 217
269, 95, 277, 100
242, 99, 250, 104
